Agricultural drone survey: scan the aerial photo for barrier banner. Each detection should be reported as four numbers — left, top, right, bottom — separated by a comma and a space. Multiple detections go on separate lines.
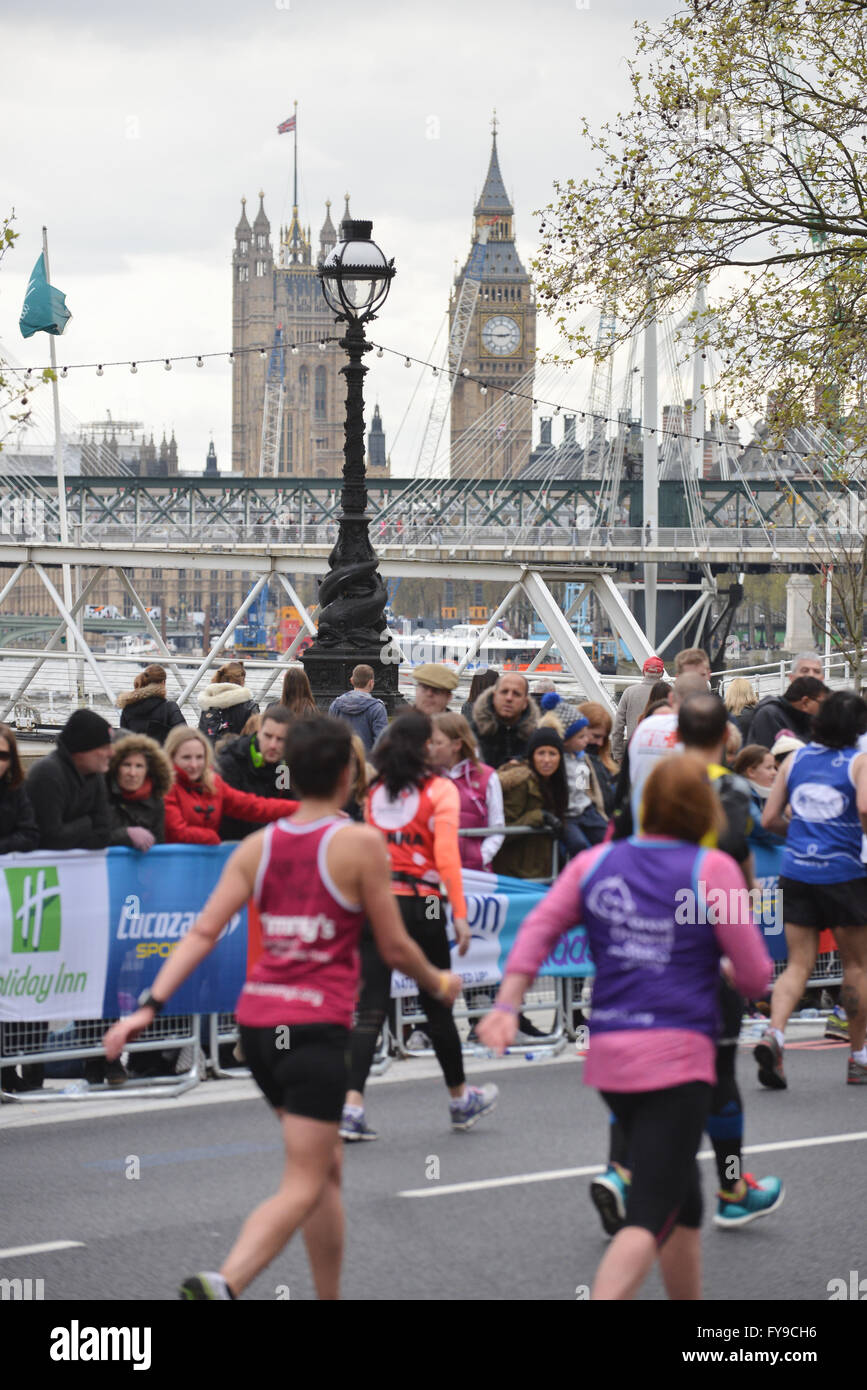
104, 845, 248, 1016
0, 851, 111, 1021
390, 869, 592, 998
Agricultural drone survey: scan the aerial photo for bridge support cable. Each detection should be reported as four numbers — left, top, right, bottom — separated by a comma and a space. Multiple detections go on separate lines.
524, 584, 589, 675
110, 567, 187, 694
32, 563, 116, 705
254, 573, 320, 706
655, 587, 716, 658
454, 583, 524, 675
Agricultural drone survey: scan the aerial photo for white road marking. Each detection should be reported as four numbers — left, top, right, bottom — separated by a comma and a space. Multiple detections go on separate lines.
0, 1240, 84, 1258
398, 1129, 867, 1197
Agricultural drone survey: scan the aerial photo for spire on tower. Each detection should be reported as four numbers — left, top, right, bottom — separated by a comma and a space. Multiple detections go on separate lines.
319, 199, 337, 256
235, 196, 251, 235
474, 121, 513, 218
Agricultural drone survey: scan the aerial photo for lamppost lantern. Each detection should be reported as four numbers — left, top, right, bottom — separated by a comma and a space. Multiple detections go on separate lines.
318, 220, 395, 322
301, 217, 401, 711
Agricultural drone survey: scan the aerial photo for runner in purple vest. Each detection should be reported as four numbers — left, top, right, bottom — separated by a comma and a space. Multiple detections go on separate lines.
478, 754, 772, 1301
429, 712, 504, 872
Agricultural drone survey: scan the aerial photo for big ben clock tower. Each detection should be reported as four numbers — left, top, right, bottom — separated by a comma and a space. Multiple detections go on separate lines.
449, 116, 536, 478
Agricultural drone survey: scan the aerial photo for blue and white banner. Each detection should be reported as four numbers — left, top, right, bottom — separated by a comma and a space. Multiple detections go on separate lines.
104, 845, 248, 1017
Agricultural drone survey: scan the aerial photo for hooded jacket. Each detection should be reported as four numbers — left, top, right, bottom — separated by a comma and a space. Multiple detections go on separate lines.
106, 734, 174, 844
164, 766, 294, 844
470, 687, 540, 770
197, 682, 259, 743
26, 743, 113, 850
492, 762, 556, 881
217, 733, 296, 840
118, 683, 187, 745
327, 689, 388, 752
748, 695, 813, 751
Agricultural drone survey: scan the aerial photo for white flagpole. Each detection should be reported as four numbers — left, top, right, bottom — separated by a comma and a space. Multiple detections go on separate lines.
42, 226, 79, 700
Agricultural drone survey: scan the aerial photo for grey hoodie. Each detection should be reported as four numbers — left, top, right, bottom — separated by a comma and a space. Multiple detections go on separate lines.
328, 689, 388, 752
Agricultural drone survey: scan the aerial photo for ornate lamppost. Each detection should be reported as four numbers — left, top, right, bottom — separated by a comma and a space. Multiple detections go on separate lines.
301, 219, 398, 709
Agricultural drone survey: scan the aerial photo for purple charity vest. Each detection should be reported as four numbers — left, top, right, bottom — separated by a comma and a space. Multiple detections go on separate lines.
580, 838, 722, 1042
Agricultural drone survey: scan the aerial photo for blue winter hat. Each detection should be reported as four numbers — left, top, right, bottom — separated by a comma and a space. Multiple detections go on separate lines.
539, 692, 589, 741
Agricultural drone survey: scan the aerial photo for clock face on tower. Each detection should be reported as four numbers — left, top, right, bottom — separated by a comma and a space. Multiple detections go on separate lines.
481, 314, 521, 356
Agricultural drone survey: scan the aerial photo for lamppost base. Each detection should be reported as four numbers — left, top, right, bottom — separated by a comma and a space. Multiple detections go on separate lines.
301, 645, 404, 715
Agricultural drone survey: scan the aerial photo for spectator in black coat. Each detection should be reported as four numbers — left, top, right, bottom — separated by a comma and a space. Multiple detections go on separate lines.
470, 674, 540, 770
216, 703, 296, 839
748, 676, 829, 750
106, 734, 174, 847
0, 723, 38, 853
118, 664, 186, 744
27, 709, 115, 850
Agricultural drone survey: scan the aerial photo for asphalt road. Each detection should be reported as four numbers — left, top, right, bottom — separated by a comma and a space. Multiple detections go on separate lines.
1, 1038, 864, 1302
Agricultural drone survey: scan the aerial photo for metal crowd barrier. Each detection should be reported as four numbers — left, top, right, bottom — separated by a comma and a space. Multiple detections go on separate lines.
0, 1013, 203, 1103
773, 950, 843, 989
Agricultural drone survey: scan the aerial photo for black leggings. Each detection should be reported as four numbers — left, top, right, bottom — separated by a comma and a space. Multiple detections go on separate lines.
609, 980, 745, 1191
601, 1081, 711, 1241
347, 896, 465, 1093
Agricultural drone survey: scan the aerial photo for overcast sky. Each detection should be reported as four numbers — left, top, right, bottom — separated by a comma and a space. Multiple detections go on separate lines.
0, 0, 676, 474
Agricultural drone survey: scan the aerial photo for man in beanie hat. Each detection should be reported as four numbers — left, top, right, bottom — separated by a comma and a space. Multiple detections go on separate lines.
410, 662, 460, 716
611, 656, 666, 763
27, 709, 122, 852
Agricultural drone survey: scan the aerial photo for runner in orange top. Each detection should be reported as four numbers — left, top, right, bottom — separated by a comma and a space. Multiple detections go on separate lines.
341, 710, 499, 1139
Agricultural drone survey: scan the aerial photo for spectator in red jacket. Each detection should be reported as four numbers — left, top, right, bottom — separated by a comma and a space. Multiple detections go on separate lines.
162, 727, 294, 844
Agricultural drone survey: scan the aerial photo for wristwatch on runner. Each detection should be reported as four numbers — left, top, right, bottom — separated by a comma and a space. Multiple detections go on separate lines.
137, 989, 166, 1015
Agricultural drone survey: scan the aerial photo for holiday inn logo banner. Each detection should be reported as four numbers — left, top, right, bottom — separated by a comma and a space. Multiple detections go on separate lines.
0, 854, 109, 1020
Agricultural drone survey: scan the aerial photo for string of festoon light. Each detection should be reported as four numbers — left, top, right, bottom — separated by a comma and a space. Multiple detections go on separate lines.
13, 333, 731, 449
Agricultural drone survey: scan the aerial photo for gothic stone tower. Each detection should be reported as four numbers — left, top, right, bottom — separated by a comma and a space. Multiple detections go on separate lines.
449, 124, 536, 478
232, 192, 350, 476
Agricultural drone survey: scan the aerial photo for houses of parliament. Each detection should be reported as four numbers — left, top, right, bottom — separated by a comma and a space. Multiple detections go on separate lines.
231, 124, 536, 480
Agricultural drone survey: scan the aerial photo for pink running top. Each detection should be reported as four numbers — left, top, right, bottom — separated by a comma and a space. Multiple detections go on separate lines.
235, 816, 365, 1030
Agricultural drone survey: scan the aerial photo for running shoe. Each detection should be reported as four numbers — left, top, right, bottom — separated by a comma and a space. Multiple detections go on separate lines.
847, 1055, 867, 1085
825, 1008, 850, 1042
405, 1029, 432, 1052
179, 1272, 233, 1300
590, 1164, 630, 1237
339, 1107, 379, 1142
713, 1174, 784, 1228
754, 1033, 787, 1090
450, 1083, 498, 1132
105, 1059, 128, 1087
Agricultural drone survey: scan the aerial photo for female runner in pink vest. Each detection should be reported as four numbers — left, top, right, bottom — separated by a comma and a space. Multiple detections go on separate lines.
104, 716, 461, 1301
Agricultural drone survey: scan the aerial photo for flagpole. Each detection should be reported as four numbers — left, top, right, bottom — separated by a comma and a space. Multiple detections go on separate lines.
293, 100, 298, 209
42, 226, 79, 701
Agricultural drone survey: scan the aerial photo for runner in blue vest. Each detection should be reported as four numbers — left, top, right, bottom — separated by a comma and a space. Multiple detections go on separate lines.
758, 691, 867, 1089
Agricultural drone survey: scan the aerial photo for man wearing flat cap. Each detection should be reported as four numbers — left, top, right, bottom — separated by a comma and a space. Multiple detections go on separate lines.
410, 662, 459, 716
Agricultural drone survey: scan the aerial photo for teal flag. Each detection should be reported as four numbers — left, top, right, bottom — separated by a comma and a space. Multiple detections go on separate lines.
19, 253, 71, 338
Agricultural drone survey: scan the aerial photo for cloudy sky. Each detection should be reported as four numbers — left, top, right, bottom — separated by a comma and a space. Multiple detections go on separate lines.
0, 0, 675, 474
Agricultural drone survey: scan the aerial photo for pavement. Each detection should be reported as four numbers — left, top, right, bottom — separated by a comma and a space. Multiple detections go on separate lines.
2, 1030, 865, 1302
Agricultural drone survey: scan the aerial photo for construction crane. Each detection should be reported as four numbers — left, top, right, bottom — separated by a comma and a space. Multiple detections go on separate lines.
414, 221, 498, 476
258, 325, 286, 478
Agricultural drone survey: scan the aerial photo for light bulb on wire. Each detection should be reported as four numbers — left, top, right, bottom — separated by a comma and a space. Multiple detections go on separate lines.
130, 362, 137, 374
164, 359, 172, 372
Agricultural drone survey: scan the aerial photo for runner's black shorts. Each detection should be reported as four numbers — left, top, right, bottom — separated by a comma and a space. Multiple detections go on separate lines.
599, 1081, 712, 1241
779, 874, 867, 930
239, 1023, 349, 1123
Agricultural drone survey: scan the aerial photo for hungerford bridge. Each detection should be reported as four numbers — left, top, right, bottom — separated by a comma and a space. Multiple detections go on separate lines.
0, 470, 859, 721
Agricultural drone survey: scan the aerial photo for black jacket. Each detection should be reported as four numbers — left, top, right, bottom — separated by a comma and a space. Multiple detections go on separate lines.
216, 734, 295, 839
0, 780, 39, 853
470, 687, 540, 770
749, 695, 812, 750
26, 744, 113, 850
118, 683, 187, 744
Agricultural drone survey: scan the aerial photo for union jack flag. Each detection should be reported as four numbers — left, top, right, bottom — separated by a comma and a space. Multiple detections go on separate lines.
277, 115, 296, 134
